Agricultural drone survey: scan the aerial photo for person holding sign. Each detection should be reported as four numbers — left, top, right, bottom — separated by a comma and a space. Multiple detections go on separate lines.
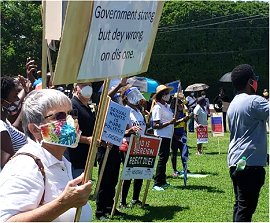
193, 97, 208, 155
170, 93, 190, 177
95, 80, 127, 220
0, 89, 92, 222
151, 85, 176, 191
68, 82, 96, 178
119, 87, 148, 208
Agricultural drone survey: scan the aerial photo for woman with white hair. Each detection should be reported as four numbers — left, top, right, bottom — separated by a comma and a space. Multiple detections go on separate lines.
0, 89, 92, 222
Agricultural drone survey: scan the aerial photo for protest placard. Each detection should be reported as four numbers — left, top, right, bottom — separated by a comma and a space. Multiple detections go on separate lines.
211, 113, 224, 136
53, 1, 164, 84
196, 125, 208, 144
101, 100, 130, 146
121, 135, 161, 180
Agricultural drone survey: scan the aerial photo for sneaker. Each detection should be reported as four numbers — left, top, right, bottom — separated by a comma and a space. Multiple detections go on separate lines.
172, 172, 179, 178
96, 215, 110, 221
131, 200, 150, 207
161, 183, 171, 189
105, 208, 125, 216
152, 185, 164, 191
177, 170, 185, 175
119, 202, 128, 209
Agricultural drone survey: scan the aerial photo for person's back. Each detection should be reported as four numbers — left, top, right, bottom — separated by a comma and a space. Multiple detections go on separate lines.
227, 93, 268, 166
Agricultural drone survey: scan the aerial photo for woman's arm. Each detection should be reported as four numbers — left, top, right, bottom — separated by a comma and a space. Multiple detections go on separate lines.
1, 131, 15, 168
7, 174, 92, 222
153, 119, 175, 129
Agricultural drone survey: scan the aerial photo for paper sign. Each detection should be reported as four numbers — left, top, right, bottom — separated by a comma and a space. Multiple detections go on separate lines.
196, 125, 208, 144
211, 113, 224, 137
101, 101, 130, 146
53, 1, 164, 85
121, 135, 161, 180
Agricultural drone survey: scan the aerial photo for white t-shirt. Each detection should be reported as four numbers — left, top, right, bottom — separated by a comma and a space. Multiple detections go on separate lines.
0, 138, 92, 222
0, 120, 27, 152
126, 105, 146, 142
193, 104, 208, 127
152, 102, 174, 138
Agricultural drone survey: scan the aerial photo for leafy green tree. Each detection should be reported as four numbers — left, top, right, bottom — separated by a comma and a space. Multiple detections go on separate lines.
1, 1, 42, 75
1, 1, 268, 100
147, 1, 269, 101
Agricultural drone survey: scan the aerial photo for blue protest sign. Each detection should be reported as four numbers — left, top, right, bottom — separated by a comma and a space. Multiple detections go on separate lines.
102, 100, 130, 146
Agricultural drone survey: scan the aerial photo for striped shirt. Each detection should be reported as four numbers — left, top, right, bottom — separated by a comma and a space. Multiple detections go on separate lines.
0, 120, 27, 152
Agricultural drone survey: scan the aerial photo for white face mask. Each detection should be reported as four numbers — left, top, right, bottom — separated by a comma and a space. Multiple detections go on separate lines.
191, 93, 195, 96
202, 95, 206, 98
80, 85, 93, 98
162, 94, 170, 102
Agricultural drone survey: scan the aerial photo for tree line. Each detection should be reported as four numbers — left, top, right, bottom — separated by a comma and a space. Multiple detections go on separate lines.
1, 1, 269, 101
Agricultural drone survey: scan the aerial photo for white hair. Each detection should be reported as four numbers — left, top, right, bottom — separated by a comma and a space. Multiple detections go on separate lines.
22, 89, 71, 137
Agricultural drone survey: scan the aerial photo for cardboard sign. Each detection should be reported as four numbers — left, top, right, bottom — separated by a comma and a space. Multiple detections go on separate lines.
101, 100, 130, 146
196, 125, 208, 144
211, 113, 224, 137
53, 1, 164, 85
121, 135, 161, 180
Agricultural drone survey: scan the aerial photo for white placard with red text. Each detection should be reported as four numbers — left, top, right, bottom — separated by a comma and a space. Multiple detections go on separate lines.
121, 135, 161, 180
196, 125, 208, 144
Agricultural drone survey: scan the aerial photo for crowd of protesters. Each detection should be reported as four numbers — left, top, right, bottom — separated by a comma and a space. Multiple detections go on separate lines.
0, 60, 269, 222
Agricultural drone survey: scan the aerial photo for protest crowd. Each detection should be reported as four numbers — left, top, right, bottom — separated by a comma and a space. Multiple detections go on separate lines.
0, 57, 269, 222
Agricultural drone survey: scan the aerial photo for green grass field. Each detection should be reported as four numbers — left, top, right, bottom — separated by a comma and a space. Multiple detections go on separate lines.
89, 132, 269, 222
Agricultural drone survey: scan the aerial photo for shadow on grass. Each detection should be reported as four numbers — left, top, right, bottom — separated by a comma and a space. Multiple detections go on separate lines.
171, 184, 225, 193
118, 205, 189, 222
166, 170, 218, 179
205, 151, 227, 155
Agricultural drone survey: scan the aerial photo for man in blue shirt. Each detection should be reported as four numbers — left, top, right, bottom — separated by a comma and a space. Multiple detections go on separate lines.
227, 64, 269, 222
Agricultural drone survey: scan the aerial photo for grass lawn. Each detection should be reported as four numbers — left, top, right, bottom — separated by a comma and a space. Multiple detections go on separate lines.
89, 132, 269, 222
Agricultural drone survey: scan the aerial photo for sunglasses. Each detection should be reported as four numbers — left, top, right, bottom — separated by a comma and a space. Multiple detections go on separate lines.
44, 109, 78, 121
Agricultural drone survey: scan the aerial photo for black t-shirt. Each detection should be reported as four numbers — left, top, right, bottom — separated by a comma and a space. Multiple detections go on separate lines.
69, 96, 96, 169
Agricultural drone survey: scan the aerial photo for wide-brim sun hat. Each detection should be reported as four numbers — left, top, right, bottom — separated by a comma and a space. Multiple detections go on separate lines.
153, 84, 173, 99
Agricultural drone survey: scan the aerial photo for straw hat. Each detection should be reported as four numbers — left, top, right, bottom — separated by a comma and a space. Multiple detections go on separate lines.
153, 85, 173, 98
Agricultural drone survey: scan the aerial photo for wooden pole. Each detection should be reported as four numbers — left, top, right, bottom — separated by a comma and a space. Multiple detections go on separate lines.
142, 180, 151, 206
74, 79, 110, 222
174, 81, 181, 117
93, 96, 111, 198
47, 48, 54, 81
41, 3, 47, 89
110, 180, 123, 218
218, 137, 220, 154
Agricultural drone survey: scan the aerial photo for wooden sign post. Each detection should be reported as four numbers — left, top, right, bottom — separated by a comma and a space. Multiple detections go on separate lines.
47, 1, 165, 221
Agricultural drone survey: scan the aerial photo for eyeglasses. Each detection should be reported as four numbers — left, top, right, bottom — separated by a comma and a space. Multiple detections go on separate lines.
44, 109, 78, 121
